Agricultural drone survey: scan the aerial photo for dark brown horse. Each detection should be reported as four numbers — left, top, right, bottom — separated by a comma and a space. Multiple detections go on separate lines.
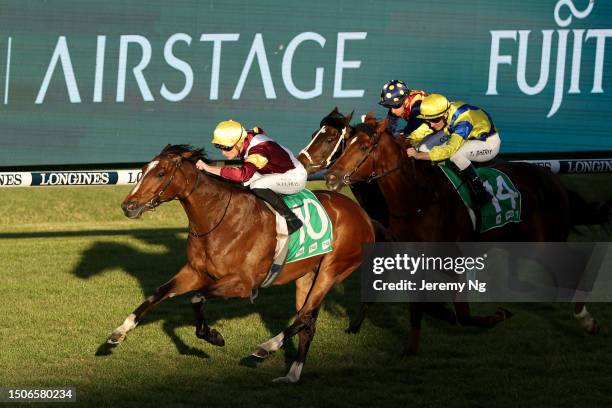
298, 107, 390, 228
325, 114, 600, 353
299, 109, 513, 340
111, 145, 375, 383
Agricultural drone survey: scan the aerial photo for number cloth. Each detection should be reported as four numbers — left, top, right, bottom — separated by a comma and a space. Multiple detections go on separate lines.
439, 164, 522, 233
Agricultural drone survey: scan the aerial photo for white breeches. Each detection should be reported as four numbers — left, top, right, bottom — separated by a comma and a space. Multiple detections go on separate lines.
245, 164, 308, 195
450, 133, 501, 171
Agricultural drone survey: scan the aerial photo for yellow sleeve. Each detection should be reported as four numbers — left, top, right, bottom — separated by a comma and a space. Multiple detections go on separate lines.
428, 134, 465, 162
245, 154, 269, 169
406, 123, 433, 147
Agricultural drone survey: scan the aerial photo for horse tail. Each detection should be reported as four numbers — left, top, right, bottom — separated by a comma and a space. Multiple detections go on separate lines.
566, 188, 612, 228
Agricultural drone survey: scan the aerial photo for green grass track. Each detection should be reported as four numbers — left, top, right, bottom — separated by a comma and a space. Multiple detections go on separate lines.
0, 177, 611, 407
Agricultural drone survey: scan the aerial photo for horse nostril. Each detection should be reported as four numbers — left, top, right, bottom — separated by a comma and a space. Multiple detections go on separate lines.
122, 202, 135, 211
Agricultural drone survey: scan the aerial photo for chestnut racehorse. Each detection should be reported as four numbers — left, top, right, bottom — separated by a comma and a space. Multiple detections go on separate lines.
111, 145, 375, 383
325, 114, 600, 353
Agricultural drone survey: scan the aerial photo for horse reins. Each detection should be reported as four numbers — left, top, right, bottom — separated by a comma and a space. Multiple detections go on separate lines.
146, 156, 232, 238
188, 190, 232, 237
343, 124, 403, 185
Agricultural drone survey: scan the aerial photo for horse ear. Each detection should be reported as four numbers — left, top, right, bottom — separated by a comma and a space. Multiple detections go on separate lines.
376, 116, 390, 134
364, 112, 377, 126
332, 106, 339, 114
346, 110, 355, 122
181, 151, 194, 159
161, 144, 172, 154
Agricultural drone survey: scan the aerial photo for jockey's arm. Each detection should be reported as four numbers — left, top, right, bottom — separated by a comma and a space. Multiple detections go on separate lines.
406, 122, 434, 147
197, 160, 222, 176
386, 114, 402, 137
427, 133, 465, 162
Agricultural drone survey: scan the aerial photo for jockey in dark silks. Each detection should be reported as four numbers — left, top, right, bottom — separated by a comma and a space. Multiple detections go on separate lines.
196, 120, 307, 234
379, 79, 428, 139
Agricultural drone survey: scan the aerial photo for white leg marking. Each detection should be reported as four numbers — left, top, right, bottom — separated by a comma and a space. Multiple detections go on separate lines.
272, 362, 303, 384
116, 313, 138, 334
259, 332, 285, 352
574, 306, 596, 332
191, 294, 206, 303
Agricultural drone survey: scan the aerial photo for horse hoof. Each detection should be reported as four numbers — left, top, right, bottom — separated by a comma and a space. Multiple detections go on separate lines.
251, 347, 270, 360
345, 326, 360, 334
587, 320, 600, 335
272, 375, 298, 384
196, 328, 225, 347
496, 307, 514, 320
107, 331, 126, 345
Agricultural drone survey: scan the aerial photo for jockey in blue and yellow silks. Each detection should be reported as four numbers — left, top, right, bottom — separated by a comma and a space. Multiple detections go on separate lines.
406, 94, 501, 207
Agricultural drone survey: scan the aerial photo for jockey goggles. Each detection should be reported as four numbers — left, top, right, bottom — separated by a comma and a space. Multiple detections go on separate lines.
427, 115, 446, 124
214, 143, 235, 151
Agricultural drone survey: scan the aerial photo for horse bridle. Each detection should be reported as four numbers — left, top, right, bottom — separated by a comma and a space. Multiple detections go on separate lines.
300, 121, 351, 169
342, 124, 403, 185
143, 156, 231, 237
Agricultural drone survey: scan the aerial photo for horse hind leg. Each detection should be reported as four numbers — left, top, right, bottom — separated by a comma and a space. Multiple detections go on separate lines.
252, 270, 316, 360
273, 308, 320, 384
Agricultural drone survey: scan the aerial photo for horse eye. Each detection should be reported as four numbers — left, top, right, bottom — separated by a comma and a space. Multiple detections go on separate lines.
157, 170, 165, 178
360, 144, 369, 152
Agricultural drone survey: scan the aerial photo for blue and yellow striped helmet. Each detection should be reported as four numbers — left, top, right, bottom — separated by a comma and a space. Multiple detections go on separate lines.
379, 80, 409, 109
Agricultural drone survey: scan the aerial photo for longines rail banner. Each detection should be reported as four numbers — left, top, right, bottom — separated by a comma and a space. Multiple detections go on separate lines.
0, 0, 610, 167
2, 158, 612, 187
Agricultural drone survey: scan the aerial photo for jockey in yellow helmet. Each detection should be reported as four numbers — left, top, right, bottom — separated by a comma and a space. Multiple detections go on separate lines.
196, 120, 307, 234
406, 94, 501, 207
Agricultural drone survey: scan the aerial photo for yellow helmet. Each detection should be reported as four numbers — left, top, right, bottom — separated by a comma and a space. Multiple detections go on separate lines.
211, 120, 246, 149
418, 94, 450, 120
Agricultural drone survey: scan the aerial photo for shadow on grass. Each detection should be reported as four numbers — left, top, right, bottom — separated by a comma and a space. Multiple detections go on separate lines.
68, 227, 409, 370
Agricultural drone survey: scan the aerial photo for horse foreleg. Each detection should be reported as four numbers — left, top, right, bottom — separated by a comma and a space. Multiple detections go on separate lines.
191, 293, 225, 346
574, 302, 600, 335
346, 302, 371, 334
453, 301, 512, 329
107, 264, 201, 345
405, 302, 424, 355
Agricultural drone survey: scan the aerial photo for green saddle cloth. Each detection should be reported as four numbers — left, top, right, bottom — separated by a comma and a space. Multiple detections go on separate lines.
438, 163, 522, 233
283, 189, 333, 263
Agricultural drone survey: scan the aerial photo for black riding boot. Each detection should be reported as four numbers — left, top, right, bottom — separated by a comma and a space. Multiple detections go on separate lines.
252, 188, 303, 235
461, 164, 492, 208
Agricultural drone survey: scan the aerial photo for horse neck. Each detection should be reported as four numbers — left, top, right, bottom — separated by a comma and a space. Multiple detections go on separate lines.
180, 167, 268, 236
375, 133, 445, 214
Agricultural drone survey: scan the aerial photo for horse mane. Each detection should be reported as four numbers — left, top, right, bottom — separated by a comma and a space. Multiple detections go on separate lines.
160, 144, 208, 164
